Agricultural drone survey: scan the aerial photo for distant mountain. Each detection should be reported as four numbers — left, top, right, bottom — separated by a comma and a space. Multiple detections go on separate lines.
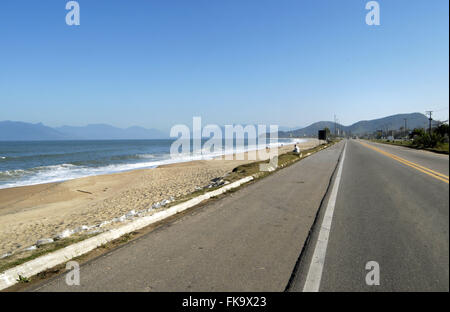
277, 126, 304, 132
279, 121, 341, 138
0, 114, 438, 140
198, 124, 298, 138
0, 121, 167, 141
279, 113, 437, 137
0, 121, 68, 141
56, 124, 166, 140
346, 113, 433, 135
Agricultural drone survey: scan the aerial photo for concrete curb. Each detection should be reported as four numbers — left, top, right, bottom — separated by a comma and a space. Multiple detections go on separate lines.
0, 176, 254, 291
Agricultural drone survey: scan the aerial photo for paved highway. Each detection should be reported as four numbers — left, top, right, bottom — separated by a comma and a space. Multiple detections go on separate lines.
289, 139, 449, 292
25, 139, 449, 291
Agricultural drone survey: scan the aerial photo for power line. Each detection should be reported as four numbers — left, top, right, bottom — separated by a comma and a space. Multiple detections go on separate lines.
428, 107, 448, 113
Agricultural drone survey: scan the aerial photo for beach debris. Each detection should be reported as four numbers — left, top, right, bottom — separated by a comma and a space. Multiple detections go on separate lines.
146, 197, 174, 212
0, 252, 12, 259
207, 177, 227, 188
25, 245, 37, 251
74, 225, 90, 233
36, 238, 54, 247
87, 229, 103, 235
126, 210, 137, 218
77, 189, 93, 194
97, 220, 111, 228
54, 229, 74, 240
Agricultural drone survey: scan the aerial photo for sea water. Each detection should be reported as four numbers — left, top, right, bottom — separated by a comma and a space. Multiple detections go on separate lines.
0, 138, 306, 189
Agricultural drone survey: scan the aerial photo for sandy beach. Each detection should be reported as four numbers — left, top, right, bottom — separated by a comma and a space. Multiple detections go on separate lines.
0, 139, 319, 259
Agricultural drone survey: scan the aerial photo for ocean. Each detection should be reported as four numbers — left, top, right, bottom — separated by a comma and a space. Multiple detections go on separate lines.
0, 138, 303, 189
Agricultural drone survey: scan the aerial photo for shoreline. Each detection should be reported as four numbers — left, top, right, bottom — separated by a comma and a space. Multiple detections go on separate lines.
0, 138, 308, 191
0, 139, 320, 260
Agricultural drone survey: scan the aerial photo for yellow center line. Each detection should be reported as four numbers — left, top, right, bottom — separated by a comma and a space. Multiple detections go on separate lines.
358, 141, 449, 184
374, 147, 449, 179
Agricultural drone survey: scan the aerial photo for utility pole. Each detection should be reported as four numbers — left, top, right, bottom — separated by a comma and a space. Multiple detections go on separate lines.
403, 118, 407, 139
426, 111, 433, 134
338, 119, 341, 137
334, 114, 337, 137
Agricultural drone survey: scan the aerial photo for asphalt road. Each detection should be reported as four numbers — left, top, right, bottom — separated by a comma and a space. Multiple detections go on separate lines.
24, 139, 449, 291
28, 141, 344, 291
289, 139, 449, 292
368, 141, 449, 176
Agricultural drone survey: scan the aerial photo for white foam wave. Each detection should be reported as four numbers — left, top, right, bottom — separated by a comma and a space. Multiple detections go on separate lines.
135, 154, 158, 159
0, 138, 307, 189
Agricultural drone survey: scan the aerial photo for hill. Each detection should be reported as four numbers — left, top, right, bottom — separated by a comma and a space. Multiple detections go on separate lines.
0, 121, 68, 141
279, 113, 436, 137
55, 124, 166, 140
0, 121, 167, 141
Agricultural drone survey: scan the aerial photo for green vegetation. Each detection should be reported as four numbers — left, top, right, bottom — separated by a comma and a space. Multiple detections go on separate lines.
225, 142, 336, 182
372, 139, 449, 154
372, 124, 449, 154
16, 274, 30, 283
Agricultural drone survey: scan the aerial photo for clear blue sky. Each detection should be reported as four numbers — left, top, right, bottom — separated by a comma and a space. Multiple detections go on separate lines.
0, 0, 448, 131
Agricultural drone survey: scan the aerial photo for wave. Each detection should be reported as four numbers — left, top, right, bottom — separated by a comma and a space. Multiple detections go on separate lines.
110, 153, 161, 161
0, 138, 307, 189
135, 154, 159, 159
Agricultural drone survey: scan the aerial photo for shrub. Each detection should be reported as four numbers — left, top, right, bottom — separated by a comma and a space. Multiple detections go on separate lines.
412, 132, 443, 148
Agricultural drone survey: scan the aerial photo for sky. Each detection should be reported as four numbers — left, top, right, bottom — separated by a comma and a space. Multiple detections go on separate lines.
0, 0, 448, 132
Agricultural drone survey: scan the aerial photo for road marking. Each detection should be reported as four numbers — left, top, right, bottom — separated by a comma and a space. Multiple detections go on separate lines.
367, 142, 449, 179
303, 141, 347, 292
359, 141, 449, 184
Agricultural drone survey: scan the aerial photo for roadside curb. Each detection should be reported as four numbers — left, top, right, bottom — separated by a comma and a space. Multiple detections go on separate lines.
0, 176, 254, 291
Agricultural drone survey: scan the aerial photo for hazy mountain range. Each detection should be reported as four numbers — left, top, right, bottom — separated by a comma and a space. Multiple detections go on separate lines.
278, 113, 438, 137
0, 113, 441, 141
0, 121, 167, 141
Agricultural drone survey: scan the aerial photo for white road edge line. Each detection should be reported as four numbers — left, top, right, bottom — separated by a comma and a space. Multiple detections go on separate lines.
303, 141, 347, 292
